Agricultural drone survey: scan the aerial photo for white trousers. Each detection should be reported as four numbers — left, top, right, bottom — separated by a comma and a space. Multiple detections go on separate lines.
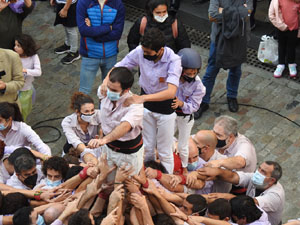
103, 144, 144, 182
175, 115, 194, 168
143, 108, 176, 174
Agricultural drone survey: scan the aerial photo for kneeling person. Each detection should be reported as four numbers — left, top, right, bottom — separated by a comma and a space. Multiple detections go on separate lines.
89, 67, 144, 178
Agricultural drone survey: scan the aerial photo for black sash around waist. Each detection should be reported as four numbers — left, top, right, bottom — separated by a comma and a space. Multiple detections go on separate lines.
106, 133, 143, 154
141, 88, 174, 115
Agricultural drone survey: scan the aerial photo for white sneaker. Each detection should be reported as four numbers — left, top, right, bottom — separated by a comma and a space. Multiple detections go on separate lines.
288, 64, 297, 77
273, 64, 285, 78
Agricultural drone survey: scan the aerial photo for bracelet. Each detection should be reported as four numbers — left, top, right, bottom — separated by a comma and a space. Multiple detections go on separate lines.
34, 191, 43, 201
98, 191, 109, 200
79, 166, 89, 180
156, 170, 162, 180
114, 182, 122, 185
179, 174, 186, 185
142, 180, 149, 189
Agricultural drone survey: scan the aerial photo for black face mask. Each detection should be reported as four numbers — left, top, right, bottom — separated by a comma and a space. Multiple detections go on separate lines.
216, 138, 226, 148
182, 75, 195, 83
198, 147, 202, 155
24, 173, 38, 187
144, 53, 158, 61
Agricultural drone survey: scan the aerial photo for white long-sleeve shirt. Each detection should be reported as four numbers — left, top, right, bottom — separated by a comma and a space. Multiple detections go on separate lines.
0, 121, 51, 156
20, 54, 41, 91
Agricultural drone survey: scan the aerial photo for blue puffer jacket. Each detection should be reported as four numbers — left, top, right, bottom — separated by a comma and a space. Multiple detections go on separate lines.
76, 0, 125, 59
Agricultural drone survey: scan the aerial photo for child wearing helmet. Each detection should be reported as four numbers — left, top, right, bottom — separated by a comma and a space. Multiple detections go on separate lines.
172, 48, 206, 174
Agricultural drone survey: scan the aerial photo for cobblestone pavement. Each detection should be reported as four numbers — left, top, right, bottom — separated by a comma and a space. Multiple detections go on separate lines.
23, 2, 300, 221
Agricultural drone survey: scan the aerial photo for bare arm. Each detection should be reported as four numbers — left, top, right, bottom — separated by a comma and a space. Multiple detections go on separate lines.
124, 83, 178, 106
88, 121, 132, 148
206, 156, 246, 170
190, 216, 231, 225
2, 216, 13, 225
131, 193, 154, 225
24, 0, 32, 8
198, 167, 240, 185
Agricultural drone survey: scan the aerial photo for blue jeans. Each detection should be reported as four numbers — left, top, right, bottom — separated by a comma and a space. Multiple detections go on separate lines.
79, 55, 117, 95
202, 42, 242, 104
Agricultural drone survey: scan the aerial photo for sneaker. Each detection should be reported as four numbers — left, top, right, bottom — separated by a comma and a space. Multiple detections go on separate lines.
61, 52, 81, 65
288, 64, 297, 77
273, 64, 285, 78
54, 43, 70, 54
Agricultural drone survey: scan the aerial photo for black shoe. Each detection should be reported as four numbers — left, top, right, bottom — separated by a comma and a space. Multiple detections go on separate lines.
61, 52, 81, 64
54, 43, 70, 54
194, 102, 209, 120
227, 97, 239, 112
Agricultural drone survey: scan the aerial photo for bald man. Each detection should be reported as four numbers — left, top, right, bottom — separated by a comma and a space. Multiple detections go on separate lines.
43, 203, 65, 224
191, 130, 232, 193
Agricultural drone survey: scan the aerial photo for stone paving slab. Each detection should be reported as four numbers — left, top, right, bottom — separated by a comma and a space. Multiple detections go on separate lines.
22, 2, 300, 221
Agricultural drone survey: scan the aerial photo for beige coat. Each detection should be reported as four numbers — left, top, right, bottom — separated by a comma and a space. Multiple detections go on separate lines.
268, 0, 288, 31
0, 48, 24, 104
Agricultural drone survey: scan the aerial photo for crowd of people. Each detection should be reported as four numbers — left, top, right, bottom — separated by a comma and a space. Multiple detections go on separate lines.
0, 0, 299, 224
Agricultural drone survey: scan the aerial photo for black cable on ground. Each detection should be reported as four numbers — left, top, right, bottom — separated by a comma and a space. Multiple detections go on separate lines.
32, 117, 66, 143
212, 102, 300, 128
31, 102, 300, 144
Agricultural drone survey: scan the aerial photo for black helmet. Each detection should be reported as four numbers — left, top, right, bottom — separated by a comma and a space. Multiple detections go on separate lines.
178, 48, 202, 69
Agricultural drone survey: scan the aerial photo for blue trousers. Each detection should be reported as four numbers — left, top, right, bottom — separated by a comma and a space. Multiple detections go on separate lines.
202, 42, 242, 104
79, 55, 117, 95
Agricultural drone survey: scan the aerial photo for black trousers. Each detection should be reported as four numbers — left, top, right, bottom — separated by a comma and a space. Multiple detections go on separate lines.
277, 29, 298, 64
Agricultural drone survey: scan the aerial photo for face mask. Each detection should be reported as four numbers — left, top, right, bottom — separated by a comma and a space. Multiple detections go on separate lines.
107, 89, 121, 101
182, 75, 196, 83
46, 178, 62, 188
187, 161, 198, 171
153, 13, 168, 23
144, 53, 159, 61
198, 147, 202, 155
0, 122, 7, 131
216, 138, 227, 148
80, 113, 94, 123
24, 173, 38, 187
251, 170, 267, 189
36, 214, 46, 225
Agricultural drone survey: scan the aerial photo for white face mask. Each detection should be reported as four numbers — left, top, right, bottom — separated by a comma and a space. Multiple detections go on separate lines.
154, 13, 168, 23
80, 113, 94, 123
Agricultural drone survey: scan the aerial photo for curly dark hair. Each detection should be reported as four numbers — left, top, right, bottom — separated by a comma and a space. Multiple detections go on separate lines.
70, 92, 94, 112
15, 34, 38, 57
42, 156, 69, 180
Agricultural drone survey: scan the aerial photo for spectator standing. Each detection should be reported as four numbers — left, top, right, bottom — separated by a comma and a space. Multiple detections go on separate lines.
127, 0, 190, 53
14, 34, 41, 121
0, 48, 24, 105
52, 0, 80, 64
76, 0, 125, 94
269, 0, 300, 78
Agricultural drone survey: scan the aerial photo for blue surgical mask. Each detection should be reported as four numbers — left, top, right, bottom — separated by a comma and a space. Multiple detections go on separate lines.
0, 123, 7, 131
107, 88, 121, 101
46, 178, 62, 188
251, 170, 266, 189
36, 214, 46, 225
187, 161, 198, 171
